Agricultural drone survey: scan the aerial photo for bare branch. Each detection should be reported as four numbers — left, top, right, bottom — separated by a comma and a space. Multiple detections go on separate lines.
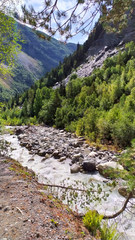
21, 0, 133, 40
103, 192, 133, 220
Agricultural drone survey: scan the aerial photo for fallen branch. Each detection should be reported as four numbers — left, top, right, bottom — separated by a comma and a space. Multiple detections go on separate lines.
44, 183, 87, 192
44, 184, 134, 220
43, 183, 108, 193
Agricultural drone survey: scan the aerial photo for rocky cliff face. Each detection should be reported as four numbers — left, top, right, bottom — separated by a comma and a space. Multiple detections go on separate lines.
58, 14, 135, 86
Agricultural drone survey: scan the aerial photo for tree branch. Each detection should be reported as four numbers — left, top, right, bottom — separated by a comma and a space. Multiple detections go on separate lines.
103, 191, 133, 219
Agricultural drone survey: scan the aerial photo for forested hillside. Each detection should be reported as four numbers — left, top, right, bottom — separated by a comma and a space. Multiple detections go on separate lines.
0, 21, 76, 101
2, 41, 135, 148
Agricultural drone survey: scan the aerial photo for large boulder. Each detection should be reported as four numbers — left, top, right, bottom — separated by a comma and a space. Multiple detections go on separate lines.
70, 164, 80, 173
97, 162, 124, 178
82, 161, 96, 173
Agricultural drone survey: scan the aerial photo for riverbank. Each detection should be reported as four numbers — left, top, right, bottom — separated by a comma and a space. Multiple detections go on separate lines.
0, 156, 91, 240
0, 125, 135, 240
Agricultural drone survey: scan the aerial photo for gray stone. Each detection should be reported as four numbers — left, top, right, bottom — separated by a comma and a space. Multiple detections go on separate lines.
41, 157, 47, 162
20, 141, 28, 147
70, 164, 80, 173
118, 187, 135, 198
97, 162, 124, 178
3, 206, 10, 212
15, 128, 24, 135
59, 156, 66, 162
28, 158, 34, 162
82, 161, 96, 172
52, 150, 61, 159
88, 151, 98, 158
38, 149, 46, 156
72, 153, 82, 163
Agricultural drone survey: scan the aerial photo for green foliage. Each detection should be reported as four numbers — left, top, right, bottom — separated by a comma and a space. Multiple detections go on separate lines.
51, 218, 58, 227
22, 0, 133, 42
101, 222, 121, 240
39, 89, 61, 125
33, 88, 42, 116
3, 41, 135, 149
0, 20, 76, 101
83, 210, 121, 240
83, 210, 103, 236
0, 12, 21, 75
118, 139, 135, 193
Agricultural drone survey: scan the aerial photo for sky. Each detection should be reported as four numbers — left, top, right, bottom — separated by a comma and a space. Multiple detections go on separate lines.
21, 0, 100, 44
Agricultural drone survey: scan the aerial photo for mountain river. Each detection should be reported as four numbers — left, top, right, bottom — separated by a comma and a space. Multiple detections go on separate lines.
0, 126, 134, 240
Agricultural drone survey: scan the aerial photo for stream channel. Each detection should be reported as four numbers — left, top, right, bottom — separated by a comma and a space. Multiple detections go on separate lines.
0, 126, 135, 239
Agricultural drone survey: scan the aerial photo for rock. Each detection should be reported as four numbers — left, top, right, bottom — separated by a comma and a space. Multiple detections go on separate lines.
33, 139, 39, 145
82, 161, 96, 172
111, 156, 118, 161
121, 150, 128, 155
41, 154, 50, 161
118, 187, 135, 198
45, 153, 50, 159
52, 150, 61, 159
20, 141, 28, 147
3, 206, 10, 212
41, 157, 47, 162
15, 128, 24, 135
100, 156, 110, 162
71, 141, 82, 148
70, 164, 80, 173
46, 148, 54, 154
88, 151, 98, 158
59, 156, 66, 162
97, 162, 124, 178
28, 158, 34, 162
79, 157, 84, 164
38, 149, 46, 156
26, 143, 32, 150
72, 153, 82, 163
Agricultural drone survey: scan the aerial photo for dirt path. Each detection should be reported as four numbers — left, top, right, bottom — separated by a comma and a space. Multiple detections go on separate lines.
0, 156, 92, 240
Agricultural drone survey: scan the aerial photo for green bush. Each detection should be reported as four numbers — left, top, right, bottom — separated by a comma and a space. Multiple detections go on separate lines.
83, 210, 121, 240
83, 210, 103, 236
101, 222, 121, 240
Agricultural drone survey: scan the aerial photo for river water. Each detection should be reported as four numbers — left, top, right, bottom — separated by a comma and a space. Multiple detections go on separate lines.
0, 130, 135, 240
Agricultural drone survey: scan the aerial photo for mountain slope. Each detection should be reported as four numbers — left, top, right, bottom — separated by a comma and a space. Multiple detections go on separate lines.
4, 13, 135, 148
18, 22, 76, 73
0, 21, 76, 101
57, 15, 135, 87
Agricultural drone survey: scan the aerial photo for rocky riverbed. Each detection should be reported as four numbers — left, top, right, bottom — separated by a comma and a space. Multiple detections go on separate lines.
0, 125, 135, 240
15, 125, 119, 175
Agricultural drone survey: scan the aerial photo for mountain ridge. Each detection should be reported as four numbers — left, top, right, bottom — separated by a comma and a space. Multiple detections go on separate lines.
56, 16, 135, 88
0, 21, 76, 101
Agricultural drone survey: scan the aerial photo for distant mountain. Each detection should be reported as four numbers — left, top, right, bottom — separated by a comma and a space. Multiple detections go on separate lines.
0, 21, 76, 101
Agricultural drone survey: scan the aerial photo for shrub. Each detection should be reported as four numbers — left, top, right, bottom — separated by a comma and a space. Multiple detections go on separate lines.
101, 222, 121, 240
83, 210, 121, 240
83, 210, 103, 236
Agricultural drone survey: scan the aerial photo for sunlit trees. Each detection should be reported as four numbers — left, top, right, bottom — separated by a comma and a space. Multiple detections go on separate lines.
0, 0, 21, 75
